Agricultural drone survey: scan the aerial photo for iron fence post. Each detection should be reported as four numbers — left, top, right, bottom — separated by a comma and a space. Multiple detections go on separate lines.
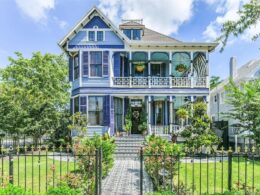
228, 147, 232, 191
9, 147, 13, 184
140, 147, 143, 195
95, 149, 99, 195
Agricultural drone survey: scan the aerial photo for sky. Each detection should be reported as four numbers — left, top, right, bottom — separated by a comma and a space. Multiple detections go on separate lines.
0, 0, 259, 79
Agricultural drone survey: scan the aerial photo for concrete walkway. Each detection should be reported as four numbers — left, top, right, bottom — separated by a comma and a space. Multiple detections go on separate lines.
102, 159, 153, 195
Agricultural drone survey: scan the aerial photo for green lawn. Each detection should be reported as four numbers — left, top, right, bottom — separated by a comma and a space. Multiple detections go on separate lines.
0, 153, 78, 194
174, 157, 260, 194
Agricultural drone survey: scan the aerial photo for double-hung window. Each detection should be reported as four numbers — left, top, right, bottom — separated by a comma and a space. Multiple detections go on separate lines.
90, 52, 102, 77
88, 96, 104, 125
74, 96, 79, 113
97, 31, 104, 41
80, 96, 87, 114
88, 31, 95, 41
73, 55, 79, 80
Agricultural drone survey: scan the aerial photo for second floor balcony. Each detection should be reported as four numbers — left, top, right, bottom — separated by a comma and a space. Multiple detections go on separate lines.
112, 76, 208, 88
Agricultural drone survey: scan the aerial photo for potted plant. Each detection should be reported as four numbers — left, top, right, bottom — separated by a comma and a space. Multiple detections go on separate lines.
138, 103, 148, 135
135, 64, 145, 72
175, 64, 187, 73
124, 107, 132, 136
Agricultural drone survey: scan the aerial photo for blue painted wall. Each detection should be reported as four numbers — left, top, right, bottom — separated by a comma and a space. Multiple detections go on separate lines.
84, 16, 109, 29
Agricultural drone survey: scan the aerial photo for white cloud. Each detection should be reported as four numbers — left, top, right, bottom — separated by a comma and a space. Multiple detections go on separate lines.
202, 0, 258, 43
98, 0, 194, 35
53, 16, 68, 29
15, 0, 55, 23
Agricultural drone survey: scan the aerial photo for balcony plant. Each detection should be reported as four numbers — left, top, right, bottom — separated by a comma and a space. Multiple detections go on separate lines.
135, 64, 145, 72
175, 64, 187, 73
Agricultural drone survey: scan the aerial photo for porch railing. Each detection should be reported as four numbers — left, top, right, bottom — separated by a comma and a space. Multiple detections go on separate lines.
151, 125, 184, 135
112, 77, 208, 88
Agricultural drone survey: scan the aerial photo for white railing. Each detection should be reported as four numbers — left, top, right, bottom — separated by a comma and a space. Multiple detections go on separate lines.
171, 77, 191, 87
151, 125, 170, 135
112, 77, 208, 88
193, 77, 207, 88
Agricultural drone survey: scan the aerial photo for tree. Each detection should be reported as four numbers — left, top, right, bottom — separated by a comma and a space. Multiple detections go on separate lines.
68, 112, 88, 140
218, 0, 260, 51
0, 52, 70, 146
224, 78, 260, 146
180, 102, 221, 150
176, 108, 188, 128
210, 76, 222, 90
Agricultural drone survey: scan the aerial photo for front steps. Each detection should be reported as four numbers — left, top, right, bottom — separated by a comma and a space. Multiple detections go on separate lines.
114, 134, 144, 159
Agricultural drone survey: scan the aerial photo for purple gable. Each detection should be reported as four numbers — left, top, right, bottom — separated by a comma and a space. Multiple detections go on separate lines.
84, 16, 109, 29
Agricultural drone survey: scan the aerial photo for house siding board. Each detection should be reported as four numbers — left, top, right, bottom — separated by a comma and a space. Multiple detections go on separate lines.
82, 77, 110, 87
114, 52, 121, 77
84, 16, 109, 29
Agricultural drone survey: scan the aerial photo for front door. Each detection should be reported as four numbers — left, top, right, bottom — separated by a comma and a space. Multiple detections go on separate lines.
131, 107, 142, 134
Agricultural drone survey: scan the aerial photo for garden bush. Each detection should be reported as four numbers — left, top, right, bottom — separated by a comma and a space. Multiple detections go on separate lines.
144, 135, 182, 192
0, 184, 33, 195
72, 133, 115, 194
46, 184, 82, 195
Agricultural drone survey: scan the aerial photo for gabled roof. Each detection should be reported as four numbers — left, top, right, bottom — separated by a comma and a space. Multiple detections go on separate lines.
58, 6, 129, 50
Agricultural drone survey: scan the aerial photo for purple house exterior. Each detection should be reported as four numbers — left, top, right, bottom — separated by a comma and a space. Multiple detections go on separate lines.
58, 7, 218, 136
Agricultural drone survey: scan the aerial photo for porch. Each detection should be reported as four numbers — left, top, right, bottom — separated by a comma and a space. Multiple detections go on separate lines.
113, 95, 200, 136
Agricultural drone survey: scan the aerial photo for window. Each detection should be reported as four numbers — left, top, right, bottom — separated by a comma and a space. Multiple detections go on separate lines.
74, 97, 79, 113
214, 95, 217, 102
123, 29, 131, 39
88, 96, 104, 125
80, 96, 87, 114
97, 31, 104, 41
90, 52, 102, 77
133, 29, 141, 40
88, 31, 95, 41
73, 55, 79, 80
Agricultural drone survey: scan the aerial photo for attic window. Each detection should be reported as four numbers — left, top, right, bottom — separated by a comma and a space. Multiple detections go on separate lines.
93, 25, 99, 29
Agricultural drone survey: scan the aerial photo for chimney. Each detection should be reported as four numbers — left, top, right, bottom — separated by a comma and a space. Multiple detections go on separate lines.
229, 57, 237, 79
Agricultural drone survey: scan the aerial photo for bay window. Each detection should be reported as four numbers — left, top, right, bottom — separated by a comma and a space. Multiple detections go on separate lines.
80, 96, 87, 114
88, 96, 104, 125
90, 51, 102, 77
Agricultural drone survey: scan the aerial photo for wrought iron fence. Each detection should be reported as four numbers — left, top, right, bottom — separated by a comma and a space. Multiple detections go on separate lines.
140, 147, 260, 195
0, 145, 102, 195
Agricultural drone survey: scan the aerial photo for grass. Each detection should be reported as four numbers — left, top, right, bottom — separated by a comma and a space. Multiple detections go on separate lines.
0, 152, 79, 194
174, 157, 260, 194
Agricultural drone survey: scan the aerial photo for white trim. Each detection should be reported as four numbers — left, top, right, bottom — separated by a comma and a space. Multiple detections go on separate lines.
79, 51, 82, 86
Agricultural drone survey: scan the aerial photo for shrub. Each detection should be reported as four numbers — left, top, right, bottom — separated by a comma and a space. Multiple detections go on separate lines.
0, 184, 33, 195
46, 184, 81, 195
144, 135, 182, 192
72, 133, 115, 194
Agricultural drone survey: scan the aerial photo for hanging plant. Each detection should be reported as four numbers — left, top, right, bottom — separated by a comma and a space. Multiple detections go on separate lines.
135, 64, 145, 72
175, 64, 187, 73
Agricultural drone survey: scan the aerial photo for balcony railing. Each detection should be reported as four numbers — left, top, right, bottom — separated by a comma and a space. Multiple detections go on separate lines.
151, 125, 183, 135
112, 77, 208, 88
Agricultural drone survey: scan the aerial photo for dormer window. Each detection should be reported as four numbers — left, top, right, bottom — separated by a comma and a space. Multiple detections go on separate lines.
88, 31, 95, 41
133, 29, 141, 40
123, 29, 141, 40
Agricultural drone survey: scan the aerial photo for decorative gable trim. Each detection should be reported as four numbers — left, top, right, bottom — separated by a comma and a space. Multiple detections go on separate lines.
58, 6, 128, 50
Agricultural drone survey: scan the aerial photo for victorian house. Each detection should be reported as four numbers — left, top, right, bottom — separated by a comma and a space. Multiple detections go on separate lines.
59, 7, 218, 136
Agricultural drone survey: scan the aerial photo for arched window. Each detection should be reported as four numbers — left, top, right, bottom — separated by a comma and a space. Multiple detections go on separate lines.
172, 52, 190, 77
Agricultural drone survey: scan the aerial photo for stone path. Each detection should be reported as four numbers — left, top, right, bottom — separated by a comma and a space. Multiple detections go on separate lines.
102, 159, 153, 195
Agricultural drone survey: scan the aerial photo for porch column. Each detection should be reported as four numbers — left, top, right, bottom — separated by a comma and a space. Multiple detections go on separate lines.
109, 52, 114, 87
129, 52, 132, 87
110, 96, 115, 136
169, 96, 173, 133
190, 52, 194, 88
148, 96, 152, 134
169, 52, 172, 88
148, 52, 151, 88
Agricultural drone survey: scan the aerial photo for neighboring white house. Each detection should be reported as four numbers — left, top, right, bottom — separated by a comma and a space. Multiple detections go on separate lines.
210, 57, 260, 148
